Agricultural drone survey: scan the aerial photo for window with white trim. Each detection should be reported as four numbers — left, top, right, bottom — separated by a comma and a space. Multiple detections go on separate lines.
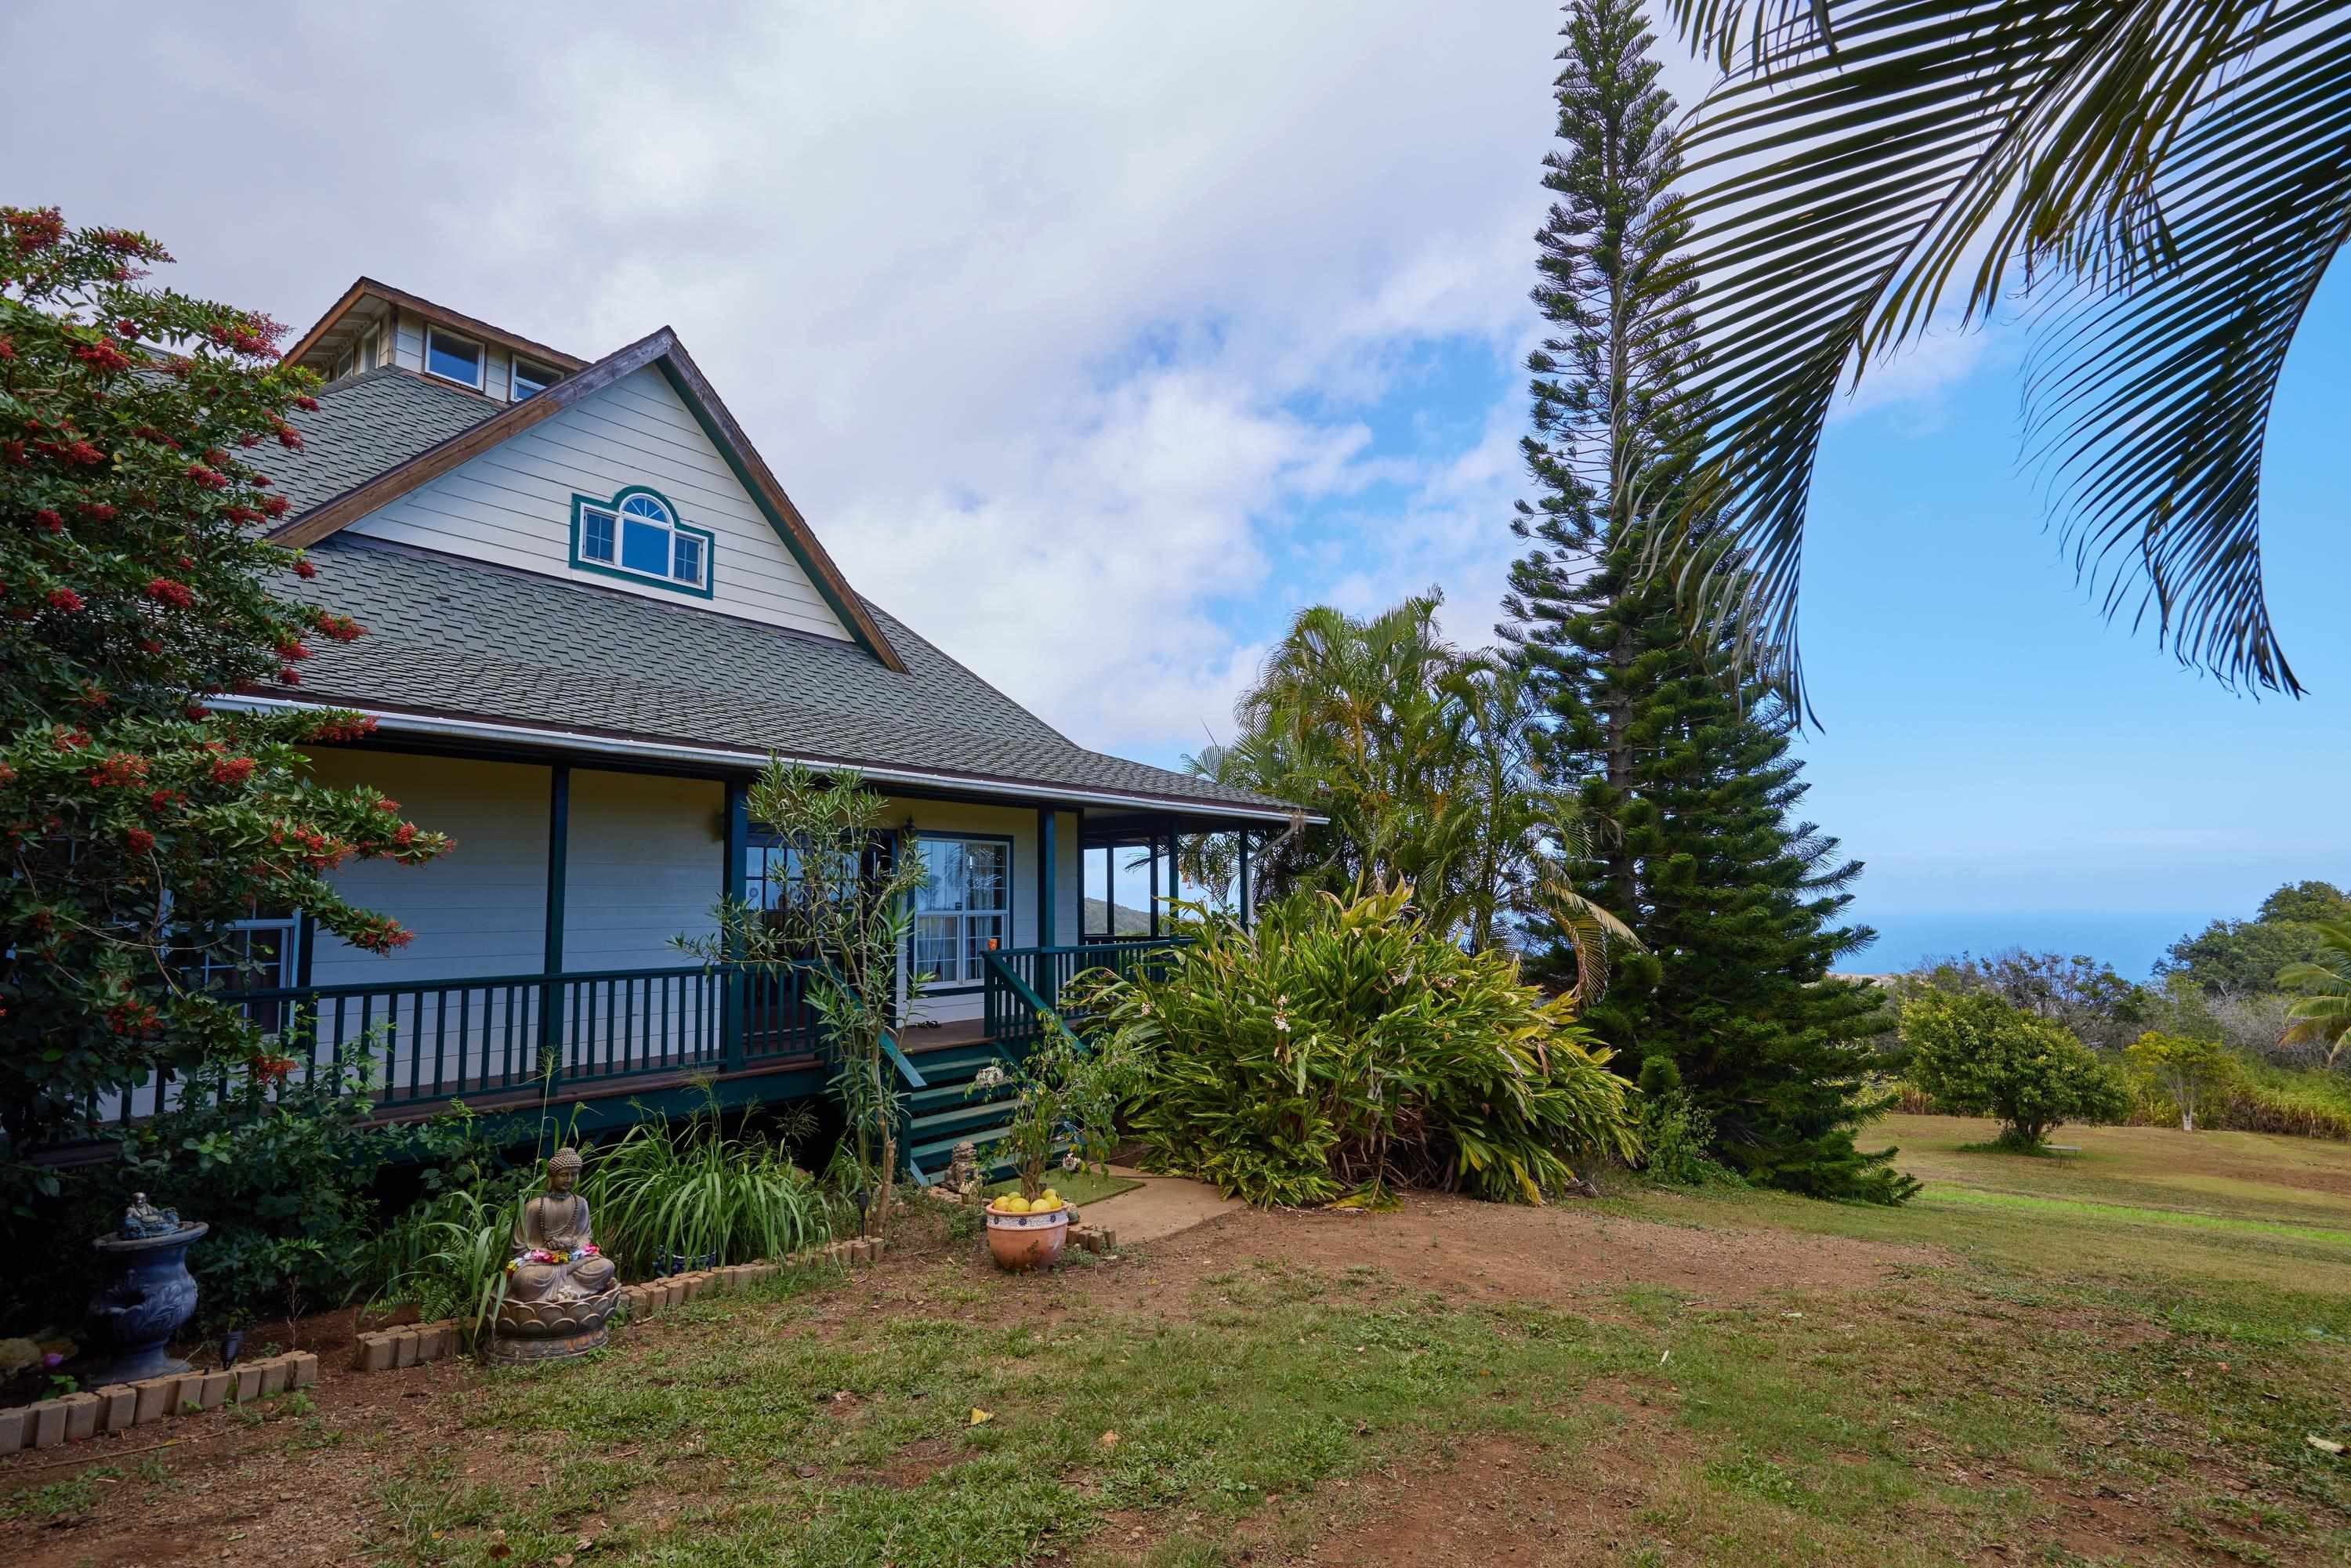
424, 326, 484, 389
199, 907, 301, 1034
911, 835, 1009, 990
511, 357, 556, 401
572, 487, 712, 593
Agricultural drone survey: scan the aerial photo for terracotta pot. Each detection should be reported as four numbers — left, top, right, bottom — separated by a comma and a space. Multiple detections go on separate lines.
984, 1206, 1070, 1271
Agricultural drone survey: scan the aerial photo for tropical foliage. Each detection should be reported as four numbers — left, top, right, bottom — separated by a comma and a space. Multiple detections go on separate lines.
2161, 882, 2351, 999
2279, 920, 2351, 1067
1654, 1, 2351, 708
0, 210, 448, 1201
1902, 990, 2131, 1150
1188, 595, 1632, 967
1503, 0, 1909, 1206
1078, 885, 1639, 1208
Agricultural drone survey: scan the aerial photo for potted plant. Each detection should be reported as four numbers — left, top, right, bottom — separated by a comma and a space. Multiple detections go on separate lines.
977, 1019, 1138, 1271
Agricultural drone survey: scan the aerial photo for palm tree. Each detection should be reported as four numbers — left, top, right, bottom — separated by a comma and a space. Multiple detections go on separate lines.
1197, 596, 1638, 976
2279, 920, 2351, 1064
1656, 0, 2349, 713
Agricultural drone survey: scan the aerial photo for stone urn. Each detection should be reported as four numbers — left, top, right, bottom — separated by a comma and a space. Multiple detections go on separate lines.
80, 1194, 208, 1385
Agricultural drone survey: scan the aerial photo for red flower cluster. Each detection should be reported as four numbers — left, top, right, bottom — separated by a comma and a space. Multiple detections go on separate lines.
79, 501, 117, 522
276, 424, 302, 450
248, 1052, 298, 1085
88, 752, 149, 788
5, 208, 66, 252
0, 335, 13, 360
105, 999, 161, 1036
209, 755, 255, 786
259, 494, 289, 519
346, 915, 414, 954
144, 577, 195, 607
293, 395, 319, 411
292, 557, 316, 579
33, 509, 61, 531
183, 463, 226, 490
277, 666, 301, 685
49, 726, 89, 751
309, 715, 376, 743
125, 827, 155, 853
45, 587, 83, 612
183, 703, 209, 720
73, 339, 132, 373
147, 787, 182, 811
37, 438, 104, 465
310, 610, 364, 642
274, 637, 311, 661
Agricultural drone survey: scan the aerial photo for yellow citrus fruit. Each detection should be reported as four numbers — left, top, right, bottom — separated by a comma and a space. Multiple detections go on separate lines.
1039, 1188, 1060, 1204
998, 1196, 1031, 1215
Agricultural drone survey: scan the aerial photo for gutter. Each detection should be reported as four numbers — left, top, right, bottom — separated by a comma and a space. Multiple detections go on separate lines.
213, 693, 1321, 827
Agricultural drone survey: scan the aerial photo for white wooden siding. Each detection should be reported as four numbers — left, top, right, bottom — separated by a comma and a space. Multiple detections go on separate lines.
302, 750, 549, 986
346, 364, 854, 641
562, 769, 723, 972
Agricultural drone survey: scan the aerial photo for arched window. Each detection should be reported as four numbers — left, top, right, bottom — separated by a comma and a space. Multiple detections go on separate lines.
570, 485, 714, 596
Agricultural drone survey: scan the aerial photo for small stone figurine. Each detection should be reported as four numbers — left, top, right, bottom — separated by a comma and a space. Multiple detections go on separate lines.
945, 1141, 981, 1199
486, 1149, 621, 1365
118, 1192, 180, 1240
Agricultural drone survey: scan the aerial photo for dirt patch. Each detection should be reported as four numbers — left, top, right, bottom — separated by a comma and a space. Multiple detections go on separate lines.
1100, 1190, 1947, 1311
1237, 1415, 1695, 1568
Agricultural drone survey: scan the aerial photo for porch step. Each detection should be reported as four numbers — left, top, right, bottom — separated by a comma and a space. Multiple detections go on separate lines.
907, 1098, 1017, 1139
898, 1045, 1004, 1078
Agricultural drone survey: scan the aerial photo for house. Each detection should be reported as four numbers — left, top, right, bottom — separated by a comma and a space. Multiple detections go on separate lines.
179, 278, 1305, 1179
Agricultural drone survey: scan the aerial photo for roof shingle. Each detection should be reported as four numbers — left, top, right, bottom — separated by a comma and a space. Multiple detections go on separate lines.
286, 535, 1294, 817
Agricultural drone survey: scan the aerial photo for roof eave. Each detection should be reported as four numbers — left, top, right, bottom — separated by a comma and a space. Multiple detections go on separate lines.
216, 693, 1322, 825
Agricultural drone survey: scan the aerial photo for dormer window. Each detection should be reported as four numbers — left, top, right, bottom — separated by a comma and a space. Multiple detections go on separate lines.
511, 358, 557, 402
569, 485, 714, 597
424, 326, 485, 389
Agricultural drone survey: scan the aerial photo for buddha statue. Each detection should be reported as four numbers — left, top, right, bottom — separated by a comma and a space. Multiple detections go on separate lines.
489, 1149, 619, 1362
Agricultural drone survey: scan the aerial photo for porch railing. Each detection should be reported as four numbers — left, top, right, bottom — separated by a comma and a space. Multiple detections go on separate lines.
105, 961, 839, 1124
981, 936, 1186, 1053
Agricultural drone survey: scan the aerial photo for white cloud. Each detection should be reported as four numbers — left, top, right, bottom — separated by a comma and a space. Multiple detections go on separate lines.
3, 2, 1972, 761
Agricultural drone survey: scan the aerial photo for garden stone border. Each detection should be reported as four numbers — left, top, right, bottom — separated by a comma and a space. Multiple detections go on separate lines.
0, 1351, 317, 1455
353, 1236, 890, 1373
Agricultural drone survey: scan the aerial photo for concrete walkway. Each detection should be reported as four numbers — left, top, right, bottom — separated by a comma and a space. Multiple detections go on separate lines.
1077, 1165, 1244, 1244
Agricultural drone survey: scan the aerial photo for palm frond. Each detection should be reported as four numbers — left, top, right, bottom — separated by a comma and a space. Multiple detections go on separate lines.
1656, 0, 2346, 711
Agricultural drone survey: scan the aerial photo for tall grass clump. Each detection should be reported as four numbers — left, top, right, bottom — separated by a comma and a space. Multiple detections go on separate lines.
579, 1102, 842, 1274
1077, 885, 1639, 1207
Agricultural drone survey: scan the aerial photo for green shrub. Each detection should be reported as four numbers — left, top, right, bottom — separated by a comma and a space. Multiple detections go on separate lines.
1077, 885, 1639, 1206
1901, 990, 2130, 1150
8, 1047, 400, 1338
1634, 1089, 1744, 1188
578, 1103, 842, 1276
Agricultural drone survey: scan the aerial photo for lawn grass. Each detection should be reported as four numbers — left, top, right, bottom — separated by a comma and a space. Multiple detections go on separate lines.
981, 1168, 1143, 1207
13, 1111, 2351, 1567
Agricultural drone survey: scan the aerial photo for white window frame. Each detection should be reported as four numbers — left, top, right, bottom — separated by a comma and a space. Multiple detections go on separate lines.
358, 324, 382, 371
909, 834, 1011, 993
423, 325, 486, 389
571, 487, 712, 593
511, 357, 556, 402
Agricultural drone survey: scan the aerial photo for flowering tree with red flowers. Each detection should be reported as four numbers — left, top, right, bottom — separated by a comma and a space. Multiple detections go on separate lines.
0, 209, 451, 1196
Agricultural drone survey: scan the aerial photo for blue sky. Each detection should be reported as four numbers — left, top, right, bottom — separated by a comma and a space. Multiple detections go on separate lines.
5, 2, 2338, 978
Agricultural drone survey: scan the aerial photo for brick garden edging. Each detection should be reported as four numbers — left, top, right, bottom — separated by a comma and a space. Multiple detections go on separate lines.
0, 1237, 905, 1451
353, 1234, 892, 1373
0, 1351, 318, 1456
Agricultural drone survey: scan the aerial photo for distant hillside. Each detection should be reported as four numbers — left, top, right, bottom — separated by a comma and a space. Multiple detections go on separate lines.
1083, 897, 1153, 936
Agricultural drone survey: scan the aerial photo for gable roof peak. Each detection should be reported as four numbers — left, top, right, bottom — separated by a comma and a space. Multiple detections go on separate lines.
268, 324, 904, 673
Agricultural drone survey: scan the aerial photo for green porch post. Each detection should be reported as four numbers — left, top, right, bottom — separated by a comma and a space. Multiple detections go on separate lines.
538, 763, 571, 1084
723, 777, 749, 1070
1167, 824, 1180, 915
1036, 807, 1057, 949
